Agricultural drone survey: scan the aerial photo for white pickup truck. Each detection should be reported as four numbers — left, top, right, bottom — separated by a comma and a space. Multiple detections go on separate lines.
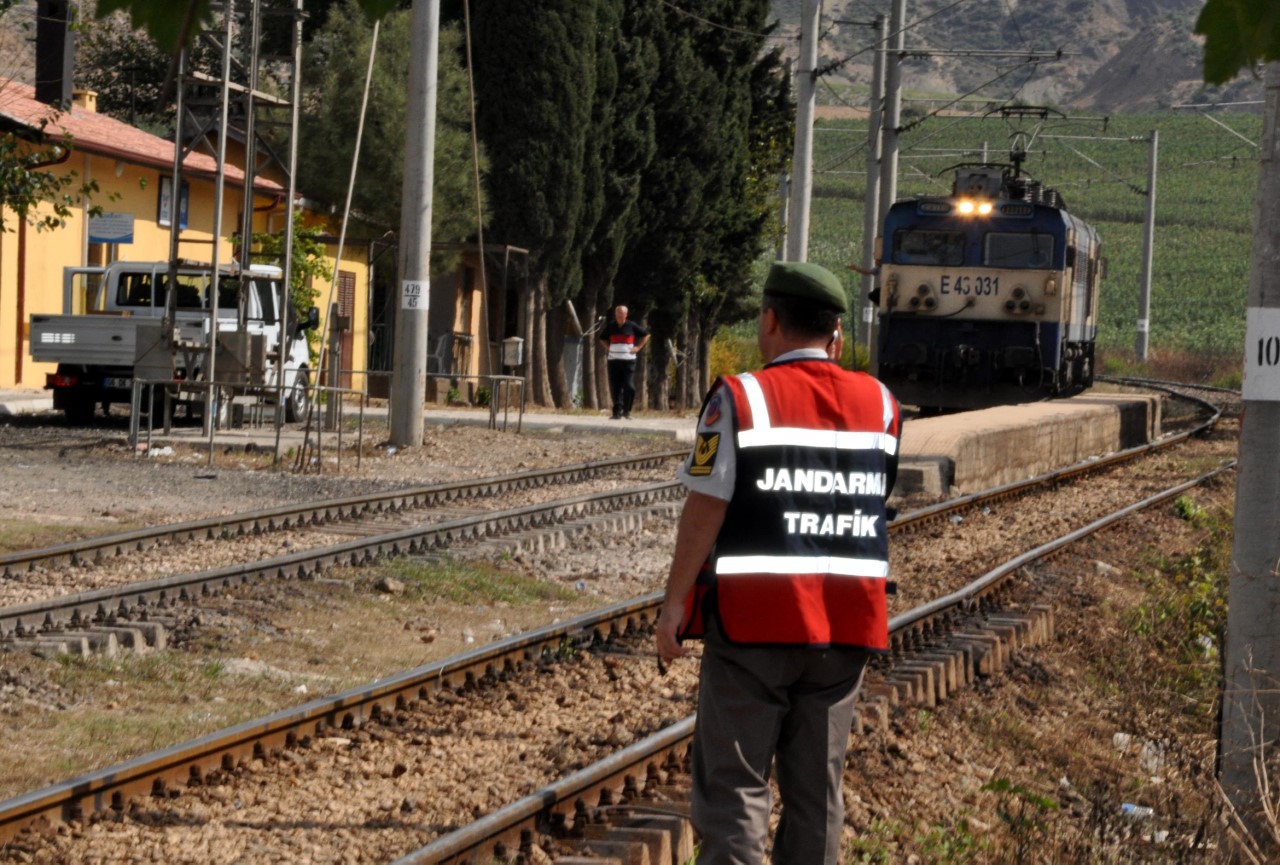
29, 260, 318, 425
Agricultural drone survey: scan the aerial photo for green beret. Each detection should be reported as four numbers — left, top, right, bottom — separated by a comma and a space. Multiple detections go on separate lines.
763, 261, 848, 313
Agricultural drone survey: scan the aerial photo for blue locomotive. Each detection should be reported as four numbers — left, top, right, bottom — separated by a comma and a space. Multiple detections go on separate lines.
874, 163, 1103, 411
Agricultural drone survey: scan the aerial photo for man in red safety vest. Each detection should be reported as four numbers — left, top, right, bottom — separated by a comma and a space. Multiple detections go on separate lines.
655, 260, 900, 864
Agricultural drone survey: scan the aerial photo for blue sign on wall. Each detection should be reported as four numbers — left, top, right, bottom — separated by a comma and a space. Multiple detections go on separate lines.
89, 212, 135, 244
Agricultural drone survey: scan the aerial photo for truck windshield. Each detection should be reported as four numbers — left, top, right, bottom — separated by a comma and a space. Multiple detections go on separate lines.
117, 273, 155, 308
216, 277, 239, 315
117, 272, 208, 309
251, 277, 278, 324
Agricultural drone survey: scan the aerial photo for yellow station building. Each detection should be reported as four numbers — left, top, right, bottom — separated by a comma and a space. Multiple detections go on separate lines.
0, 78, 372, 392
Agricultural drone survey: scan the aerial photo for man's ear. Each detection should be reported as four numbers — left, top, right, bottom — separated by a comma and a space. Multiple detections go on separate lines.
760, 306, 780, 336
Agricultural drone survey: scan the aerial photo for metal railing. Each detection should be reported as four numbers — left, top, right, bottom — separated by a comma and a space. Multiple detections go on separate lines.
127, 377, 367, 472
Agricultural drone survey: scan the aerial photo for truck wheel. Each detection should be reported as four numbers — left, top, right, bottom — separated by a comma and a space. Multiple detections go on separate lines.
285, 370, 310, 422
64, 395, 96, 426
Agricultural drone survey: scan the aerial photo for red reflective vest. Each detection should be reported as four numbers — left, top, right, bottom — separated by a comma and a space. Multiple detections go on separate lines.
680, 357, 900, 650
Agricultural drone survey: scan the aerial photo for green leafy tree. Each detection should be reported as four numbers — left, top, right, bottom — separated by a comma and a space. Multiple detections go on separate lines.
1196, 0, 1280, 85
298, 0, 480, 252
75, 13, 169, 133
616, 0, 786, 408
74, 6, 221, 137
688, 18, 792, 394
252, 222, 333, 358
93, 0, 400, 51
0, 96, 105, 233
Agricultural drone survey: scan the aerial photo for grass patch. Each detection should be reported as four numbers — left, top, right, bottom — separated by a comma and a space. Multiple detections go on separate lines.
0, 518, 142, 554
1127, 499, 1231, 698
387, 557, 578, 606
0, 651, 301, 799
1097, 347, 1243, 387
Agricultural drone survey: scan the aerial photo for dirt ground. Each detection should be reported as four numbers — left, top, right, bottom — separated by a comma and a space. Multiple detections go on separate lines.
0, 410, 1255, 861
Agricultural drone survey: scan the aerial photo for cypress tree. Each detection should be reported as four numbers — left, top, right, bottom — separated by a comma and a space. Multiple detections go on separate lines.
578, 0, 660, 409
298, 1, 478, 250
616, 0, 784, 409
471, 0, 597, 406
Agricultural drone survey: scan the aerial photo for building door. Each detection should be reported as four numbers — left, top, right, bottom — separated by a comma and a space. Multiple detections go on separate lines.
338, 271, 355, 389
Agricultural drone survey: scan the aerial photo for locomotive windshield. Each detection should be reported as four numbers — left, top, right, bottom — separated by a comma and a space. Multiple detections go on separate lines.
892, 228, 965, 266
985, 232, 1054, 268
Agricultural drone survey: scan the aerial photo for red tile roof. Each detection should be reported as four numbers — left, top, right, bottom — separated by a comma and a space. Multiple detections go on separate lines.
0, 79, 283, 193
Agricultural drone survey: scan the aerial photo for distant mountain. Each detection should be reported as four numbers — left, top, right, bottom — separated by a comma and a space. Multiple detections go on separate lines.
777, 0, 1263, 114
4, 1, 1263, 116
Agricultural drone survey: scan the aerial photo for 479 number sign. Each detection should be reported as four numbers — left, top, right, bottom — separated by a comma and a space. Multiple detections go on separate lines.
401, 280, 428, 312
1244, 308, 1280, 401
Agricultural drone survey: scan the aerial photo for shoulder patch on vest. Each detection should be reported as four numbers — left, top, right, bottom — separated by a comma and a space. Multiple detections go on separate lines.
688, 432, 720, 476
702, 393, 722, 427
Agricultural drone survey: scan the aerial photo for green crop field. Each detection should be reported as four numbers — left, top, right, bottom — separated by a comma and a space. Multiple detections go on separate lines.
799, 110, 1261, 377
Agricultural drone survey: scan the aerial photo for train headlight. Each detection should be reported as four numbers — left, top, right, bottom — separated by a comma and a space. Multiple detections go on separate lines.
956, 199, 992, 216
1044, 277, 1057, 296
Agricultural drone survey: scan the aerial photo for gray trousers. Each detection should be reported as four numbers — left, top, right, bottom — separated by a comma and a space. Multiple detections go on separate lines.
691, 619, 869, 864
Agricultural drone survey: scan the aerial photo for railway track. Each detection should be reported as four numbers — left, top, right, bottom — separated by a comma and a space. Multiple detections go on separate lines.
0, 382, 1222, 646
0, 449, 688, 578
0, 450, 686, 646
0, 384, 1235, 858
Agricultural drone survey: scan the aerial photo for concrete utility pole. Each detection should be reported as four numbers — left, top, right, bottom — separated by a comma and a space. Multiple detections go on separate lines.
389, 0, 440, 447
859, 14, 886, 354
1135, 130, 1158, 362
876, 0, 905, 232
1221, 62, 1280, 832
784, 0, 820, 262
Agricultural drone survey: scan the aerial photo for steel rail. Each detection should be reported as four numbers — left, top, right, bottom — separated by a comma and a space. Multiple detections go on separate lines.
395, 460, 1236, 863
0, 390, 1221, 644
0, 594, 665, 842
1097, 374, 1242, 397
0, 480, 686, 639
0, 450, 1235, 848
0, 449, 687, 577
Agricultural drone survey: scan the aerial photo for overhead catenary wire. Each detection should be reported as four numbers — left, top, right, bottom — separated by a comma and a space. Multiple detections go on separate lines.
816, 0, 972, 78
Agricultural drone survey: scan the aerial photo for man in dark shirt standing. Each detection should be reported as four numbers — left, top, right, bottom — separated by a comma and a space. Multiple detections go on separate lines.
599, 305, 650, 419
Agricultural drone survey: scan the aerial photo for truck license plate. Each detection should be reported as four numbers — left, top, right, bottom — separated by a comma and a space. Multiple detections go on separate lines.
104, 377, 131, 390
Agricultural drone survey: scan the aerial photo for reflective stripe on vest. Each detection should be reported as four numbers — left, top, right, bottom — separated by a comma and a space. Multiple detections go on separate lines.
715, 370, 896, 581
734, 373, 899, 455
